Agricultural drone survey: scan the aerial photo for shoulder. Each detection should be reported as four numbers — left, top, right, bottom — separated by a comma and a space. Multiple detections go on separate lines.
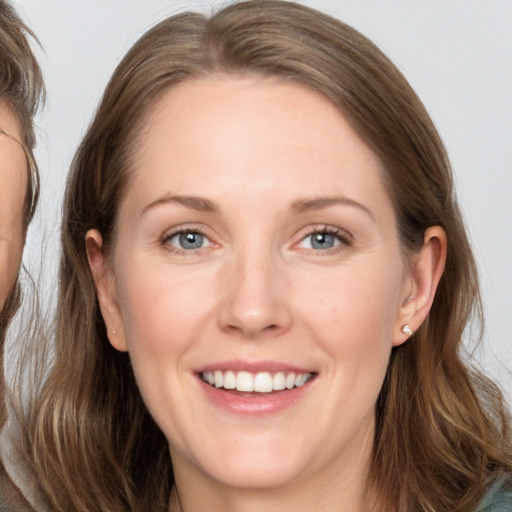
476, 475, 512, 512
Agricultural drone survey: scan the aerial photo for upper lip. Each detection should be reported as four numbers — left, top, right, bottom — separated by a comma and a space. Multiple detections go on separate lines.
195, 359, 315, 374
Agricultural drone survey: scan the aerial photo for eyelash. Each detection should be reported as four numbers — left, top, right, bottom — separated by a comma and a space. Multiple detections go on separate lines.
159, 225, 352, 256
160, 226, 212, 254
297, 225, 352, 253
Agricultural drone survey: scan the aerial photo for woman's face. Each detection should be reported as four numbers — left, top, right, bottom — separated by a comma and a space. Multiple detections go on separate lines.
0, 103, 27, 310
91, 76, 420, 498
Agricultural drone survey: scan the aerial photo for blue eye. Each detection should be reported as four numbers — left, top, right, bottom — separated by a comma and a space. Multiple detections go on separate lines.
310, 232, 337, 249
167, 231, 208, 250
299, 229, 345, 250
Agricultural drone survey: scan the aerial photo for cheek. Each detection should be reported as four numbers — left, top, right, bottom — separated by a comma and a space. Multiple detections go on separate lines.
289, 260, 403, 443
0, 198, 25, 309
114, 256, 217, 363
0, 237, 23, 310
294, 258, 403, 369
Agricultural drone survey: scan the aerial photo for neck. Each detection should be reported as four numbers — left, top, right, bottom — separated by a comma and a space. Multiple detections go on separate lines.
170, 473, 374, 512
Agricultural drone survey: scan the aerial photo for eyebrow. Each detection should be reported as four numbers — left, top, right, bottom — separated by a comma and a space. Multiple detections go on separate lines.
141, 194, 374, 220
291, 196, 375, 220
141, 194, 219, 216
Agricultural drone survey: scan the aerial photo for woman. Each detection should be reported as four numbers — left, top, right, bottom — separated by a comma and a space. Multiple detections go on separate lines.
19, 1, 511, 511
0, 0, 42, 371
0, 0, 44, 508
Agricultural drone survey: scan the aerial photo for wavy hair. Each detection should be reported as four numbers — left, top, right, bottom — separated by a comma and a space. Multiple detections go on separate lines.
0, 0, 43, 230
0, 0, 44, 508
19, 1, 511, 511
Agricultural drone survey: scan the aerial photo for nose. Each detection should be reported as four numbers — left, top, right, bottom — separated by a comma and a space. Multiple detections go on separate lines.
217, 250, 292, 339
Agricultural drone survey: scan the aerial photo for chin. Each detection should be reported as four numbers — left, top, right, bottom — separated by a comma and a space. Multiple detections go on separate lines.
177, 432, 311, 491
206, 458, 304, 491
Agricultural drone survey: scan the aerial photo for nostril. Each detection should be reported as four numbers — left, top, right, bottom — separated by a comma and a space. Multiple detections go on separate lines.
218, 286, 293, 337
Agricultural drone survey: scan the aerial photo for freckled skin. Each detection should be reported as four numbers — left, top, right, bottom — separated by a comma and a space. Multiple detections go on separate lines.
0, 102, 27, 310
89, 77, 440, 511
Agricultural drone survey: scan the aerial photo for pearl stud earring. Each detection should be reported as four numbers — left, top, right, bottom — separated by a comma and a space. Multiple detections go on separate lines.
401, 324, 413, 336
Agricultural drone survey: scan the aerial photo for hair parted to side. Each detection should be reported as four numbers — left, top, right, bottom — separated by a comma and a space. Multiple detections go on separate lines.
20, 1, 511, 511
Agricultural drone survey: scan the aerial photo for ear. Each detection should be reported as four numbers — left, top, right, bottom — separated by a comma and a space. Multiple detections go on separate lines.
85, 229, 128, 352
393, 226, 447, 346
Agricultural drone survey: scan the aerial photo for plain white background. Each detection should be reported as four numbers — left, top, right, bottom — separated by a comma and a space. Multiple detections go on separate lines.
11, 0, 512, 402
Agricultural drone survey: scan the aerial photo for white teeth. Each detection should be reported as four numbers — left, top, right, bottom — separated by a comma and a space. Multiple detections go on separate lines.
223, 370, 236, 389
272, 372, 286, 391
295, 373, 308, 387
214, 370, 223, 388
201, 370, 312, 392
254, 372, 273, 393
236, 371, 253, 392
204, 371, 215, 386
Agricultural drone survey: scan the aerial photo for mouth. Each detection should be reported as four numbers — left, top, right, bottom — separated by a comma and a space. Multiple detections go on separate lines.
196, 361, 317, 414
200, 370, 314, 393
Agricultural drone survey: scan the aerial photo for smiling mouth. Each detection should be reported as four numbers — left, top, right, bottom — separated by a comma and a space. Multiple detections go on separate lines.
200, 370, 314, 393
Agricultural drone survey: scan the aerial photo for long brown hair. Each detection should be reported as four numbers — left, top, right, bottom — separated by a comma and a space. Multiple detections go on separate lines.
0, 0, 44, 508
0, 0, 44, 343
21, 1, 511, 511
0, 0, 42, 231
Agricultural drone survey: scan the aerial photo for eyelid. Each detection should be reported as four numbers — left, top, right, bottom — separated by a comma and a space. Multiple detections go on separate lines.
293, 225, 353, 252
169, 231, 209, 249
157, 223, 352, 255
160, 224, 216, 254
161, 225, 208, 242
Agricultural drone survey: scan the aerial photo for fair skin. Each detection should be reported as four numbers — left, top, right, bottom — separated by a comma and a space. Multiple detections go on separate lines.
0, 102, 27, 310
87, 76, 446, 512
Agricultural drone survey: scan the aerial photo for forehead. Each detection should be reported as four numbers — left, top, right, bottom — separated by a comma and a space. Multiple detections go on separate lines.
123, 76, 393, 223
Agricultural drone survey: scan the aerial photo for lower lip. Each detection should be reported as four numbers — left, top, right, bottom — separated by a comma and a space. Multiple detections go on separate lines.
198, 377, 314, 416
